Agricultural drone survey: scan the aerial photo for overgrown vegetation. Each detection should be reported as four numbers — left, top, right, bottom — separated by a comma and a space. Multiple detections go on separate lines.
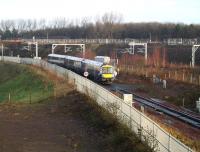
156, 117, 200, 152
66, 91, 153, 152
0, 62, 53, 103
165, 89, 200, 110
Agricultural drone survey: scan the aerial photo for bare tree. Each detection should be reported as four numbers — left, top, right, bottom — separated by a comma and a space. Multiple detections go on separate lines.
102, 12, 123, 25
38, 19, 47, 30
1, 15, 200, 40
101, 12, 123, 38
0, 20, 15, 31
50, 17, 69, 29
16, 19, 27, 32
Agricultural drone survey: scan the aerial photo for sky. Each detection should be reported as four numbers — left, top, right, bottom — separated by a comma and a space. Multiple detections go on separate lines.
0, 0, 199, 24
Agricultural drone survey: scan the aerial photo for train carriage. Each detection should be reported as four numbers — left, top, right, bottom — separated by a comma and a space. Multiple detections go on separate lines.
47, 54, 117, 84
47, 54, 65, 66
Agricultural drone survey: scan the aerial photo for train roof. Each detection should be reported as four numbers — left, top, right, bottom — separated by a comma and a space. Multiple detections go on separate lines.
95, 56, 110, 59
48, 54, 110, 67
48, 54, 66, 59
48, 54, 82, 62
65, 55, 83, 62
83, 59, 103, 67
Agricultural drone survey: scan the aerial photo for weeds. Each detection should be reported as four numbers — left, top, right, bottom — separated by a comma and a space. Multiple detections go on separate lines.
70, 92, 153, 152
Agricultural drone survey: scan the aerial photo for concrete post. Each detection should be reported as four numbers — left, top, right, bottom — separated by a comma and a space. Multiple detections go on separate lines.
35, 42, 38, 58
163, 80, 167, 89
1, 44, 3, 61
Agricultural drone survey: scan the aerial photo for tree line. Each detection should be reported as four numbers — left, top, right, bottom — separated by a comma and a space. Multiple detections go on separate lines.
0, 13, 200, 40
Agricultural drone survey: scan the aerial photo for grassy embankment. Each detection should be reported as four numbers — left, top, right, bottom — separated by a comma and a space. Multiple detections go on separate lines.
0, 62, 53, 103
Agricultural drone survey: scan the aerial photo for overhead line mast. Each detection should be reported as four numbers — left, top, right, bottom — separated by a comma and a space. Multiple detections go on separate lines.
52, 44, 85, 58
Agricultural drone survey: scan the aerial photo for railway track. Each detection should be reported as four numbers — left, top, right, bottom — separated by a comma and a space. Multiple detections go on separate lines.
114, 88, 200, 129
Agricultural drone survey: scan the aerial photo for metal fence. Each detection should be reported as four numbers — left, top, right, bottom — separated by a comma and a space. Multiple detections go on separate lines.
22, 38, 149, 45
3, 38, 200, 45
0, 56, 193, 152
163, 38, 198, 45
119, 64, 200, 86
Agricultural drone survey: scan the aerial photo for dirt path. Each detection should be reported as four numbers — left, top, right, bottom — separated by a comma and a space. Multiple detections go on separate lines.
0, 95, 106, 152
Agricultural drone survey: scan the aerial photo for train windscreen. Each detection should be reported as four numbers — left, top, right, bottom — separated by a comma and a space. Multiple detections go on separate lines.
102, 66, 113, 74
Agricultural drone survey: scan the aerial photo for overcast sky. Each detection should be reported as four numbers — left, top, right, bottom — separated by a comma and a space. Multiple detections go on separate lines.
0, 0, 199, 24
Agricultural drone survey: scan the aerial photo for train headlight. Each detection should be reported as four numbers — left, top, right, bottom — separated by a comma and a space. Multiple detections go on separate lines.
114, 71, 117, 77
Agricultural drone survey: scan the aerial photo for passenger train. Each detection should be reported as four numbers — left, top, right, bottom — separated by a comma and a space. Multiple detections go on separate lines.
47, 54, 117, 84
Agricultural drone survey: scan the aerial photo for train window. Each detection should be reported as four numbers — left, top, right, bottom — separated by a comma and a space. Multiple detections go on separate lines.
69, 60, 73, 65
102, 67, 113, 74
102, 68, 106, 73
107, 67, 113, 73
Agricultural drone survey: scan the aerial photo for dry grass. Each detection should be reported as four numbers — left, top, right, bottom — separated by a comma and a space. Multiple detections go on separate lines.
150, 115, 200, 152
70, 92, 153, 152
28, 65, 75, 97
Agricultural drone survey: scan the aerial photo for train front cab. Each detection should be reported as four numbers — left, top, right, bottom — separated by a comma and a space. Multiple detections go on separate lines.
101, 65, 115, 84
